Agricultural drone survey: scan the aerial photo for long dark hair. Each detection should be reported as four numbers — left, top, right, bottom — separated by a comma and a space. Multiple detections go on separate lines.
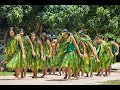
4, 27, 17, 46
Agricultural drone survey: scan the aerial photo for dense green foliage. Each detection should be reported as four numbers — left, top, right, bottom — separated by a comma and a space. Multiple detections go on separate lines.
0, 5, 119, 43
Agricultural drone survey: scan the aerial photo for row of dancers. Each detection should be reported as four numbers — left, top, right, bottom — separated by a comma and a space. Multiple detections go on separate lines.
3, 27, 119, 80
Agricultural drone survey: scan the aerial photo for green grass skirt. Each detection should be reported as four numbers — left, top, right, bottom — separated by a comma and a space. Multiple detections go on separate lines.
6, 50, 27, 70
49, 55, 59, 67
29, 54, 42, 70
61, 51, 83, 73
41, 56, 51, 68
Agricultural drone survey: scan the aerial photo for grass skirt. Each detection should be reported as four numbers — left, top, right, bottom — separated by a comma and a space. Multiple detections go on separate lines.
6, 50, 27, 70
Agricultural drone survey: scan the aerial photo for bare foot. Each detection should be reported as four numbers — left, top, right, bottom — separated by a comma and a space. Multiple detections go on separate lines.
90, 74, 93, 77
44, 75, 47, 78
57, 73, 61, 76
23, 77, 26, 80
14, 77, 19, 80
63, 75, 67, 79
73, 77, 78, 80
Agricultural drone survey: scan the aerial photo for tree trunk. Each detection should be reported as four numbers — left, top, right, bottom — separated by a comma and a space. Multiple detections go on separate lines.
35, 21, 41, 36
40, 25, 42, 35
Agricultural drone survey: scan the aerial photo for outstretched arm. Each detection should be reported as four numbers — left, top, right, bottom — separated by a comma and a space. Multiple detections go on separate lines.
71, 36, 83, 57
112, 41, 119, 55
79, 40, 86, 57
108, 46, 114, 57
26, 36, 36, 56
87, 41, 99, 62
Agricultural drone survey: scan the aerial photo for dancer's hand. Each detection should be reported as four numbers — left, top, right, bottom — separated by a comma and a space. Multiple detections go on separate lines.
80, 54, 84, 58
22, 55, 26, 60
96, 59, 100, 63
115, 52, 119, 56
42, 56, 45, 61
32, 51, 36, 57
83, 53, 86, 57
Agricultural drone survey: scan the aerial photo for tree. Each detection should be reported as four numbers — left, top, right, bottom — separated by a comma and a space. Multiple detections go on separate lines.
0, 5, 32, 27
38, 5, 90, 34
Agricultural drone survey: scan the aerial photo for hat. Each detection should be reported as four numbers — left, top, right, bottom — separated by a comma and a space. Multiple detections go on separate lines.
41, 32, 47, 36
47, 34, 51, 38
52, 35, 57, 39
61, 29, 69, 36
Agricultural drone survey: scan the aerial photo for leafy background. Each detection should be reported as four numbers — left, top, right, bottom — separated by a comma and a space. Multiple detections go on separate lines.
0, 5, 119, 43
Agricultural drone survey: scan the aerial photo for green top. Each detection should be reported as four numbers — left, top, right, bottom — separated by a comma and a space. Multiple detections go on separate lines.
66, 35, 76, 53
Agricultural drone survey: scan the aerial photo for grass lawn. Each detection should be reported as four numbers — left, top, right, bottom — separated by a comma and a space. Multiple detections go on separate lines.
101, 80, 120, 85
0, 72, 14, 76
0, 71, 42, 76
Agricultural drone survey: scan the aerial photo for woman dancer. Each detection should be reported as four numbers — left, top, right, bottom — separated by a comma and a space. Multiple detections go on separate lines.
104, 36, 119, 76
60, 29, 83, 80
4, 27, 25, 80
49, 35, 58, 75
40, 33, 52, 78
30, 33, 43, 79
19, 29, 36, 79
96, 36, 113, 76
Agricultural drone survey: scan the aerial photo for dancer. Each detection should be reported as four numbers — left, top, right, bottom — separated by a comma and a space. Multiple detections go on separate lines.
104, 36, 119, 76
40, 33, 52, 78
30, 33, 43, 79
96, 35, 113, 76
4, 27, 25, 80
73, 32, 86, 78
60, 29, 83, 80
56, 35, 67, 76
19, 29, 36, 79
74, 32, 99, 77
49, 35, 58, 75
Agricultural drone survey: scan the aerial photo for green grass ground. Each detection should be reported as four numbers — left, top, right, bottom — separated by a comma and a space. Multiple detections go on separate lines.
0, 72, 14, 76
101, 80, 120, 85
0, 71, 42, 76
